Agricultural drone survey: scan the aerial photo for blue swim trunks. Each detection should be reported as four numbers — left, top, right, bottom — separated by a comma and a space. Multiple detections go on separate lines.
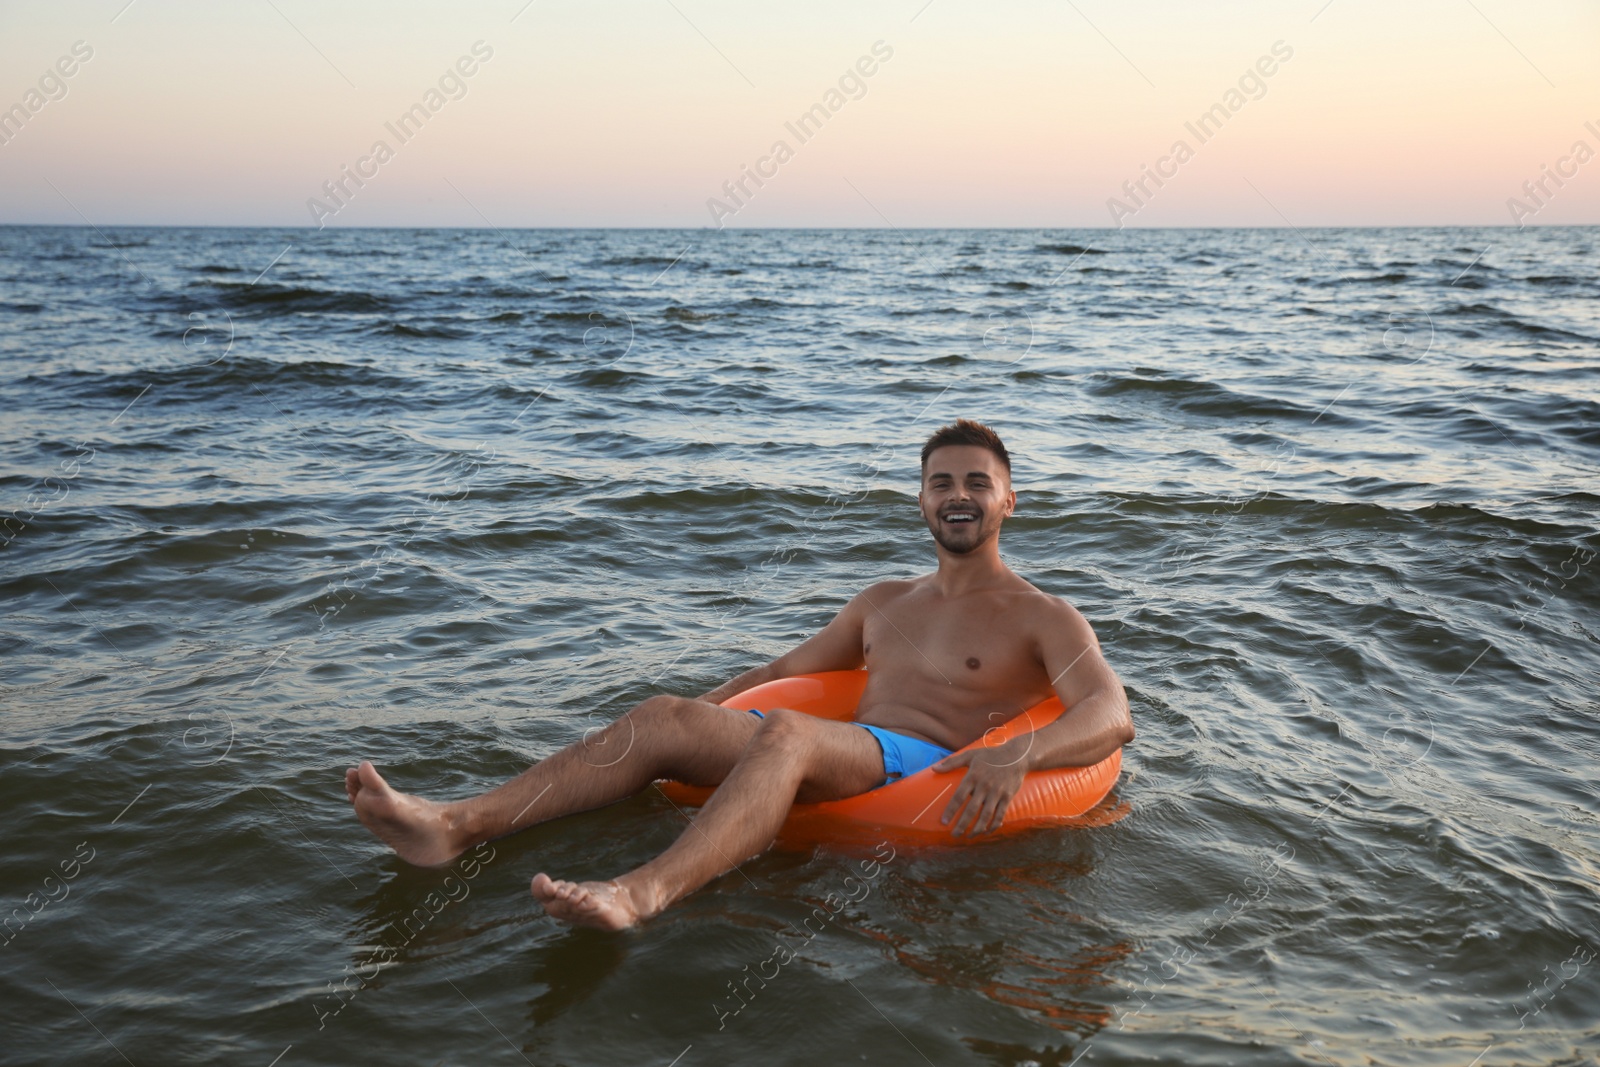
745, 709, 953, 787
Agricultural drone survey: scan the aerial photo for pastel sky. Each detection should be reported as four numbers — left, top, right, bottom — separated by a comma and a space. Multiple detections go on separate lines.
1, 0, 1597, 228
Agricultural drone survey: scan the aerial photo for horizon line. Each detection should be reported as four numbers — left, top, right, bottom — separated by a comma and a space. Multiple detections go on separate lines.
0, 221, 1594, 232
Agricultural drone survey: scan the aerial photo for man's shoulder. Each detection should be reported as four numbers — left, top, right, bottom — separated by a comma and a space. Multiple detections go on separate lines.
1000, 581, 1090, 630
848, 576, 926, 607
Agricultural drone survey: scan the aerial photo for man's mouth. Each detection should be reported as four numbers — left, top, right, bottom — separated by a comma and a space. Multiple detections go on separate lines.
942, 509, 978, 524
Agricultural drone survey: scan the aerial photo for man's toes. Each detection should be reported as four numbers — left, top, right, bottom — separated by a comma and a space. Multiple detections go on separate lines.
357, 760, 388, 792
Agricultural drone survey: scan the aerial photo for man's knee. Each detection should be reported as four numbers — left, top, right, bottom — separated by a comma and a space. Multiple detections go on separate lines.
630, 694, 681, 721
750, 707, 812, 751
626, 694, 710, 733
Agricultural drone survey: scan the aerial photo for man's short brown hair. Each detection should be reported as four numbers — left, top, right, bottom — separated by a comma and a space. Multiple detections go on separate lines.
920, 418, 1011, 476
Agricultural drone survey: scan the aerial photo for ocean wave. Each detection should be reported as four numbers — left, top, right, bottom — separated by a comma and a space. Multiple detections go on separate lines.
1440, 302, 1595, 341
198, 355, 416, 393
601, 254, 690, 268
1086, 373, 1334, 424
375, 321, 470, 339
538, 309, 630, 324
199, 280, 394, 315
8, 356, 402, 399
663, 306, 717, 322
1035, 243, 1106, 255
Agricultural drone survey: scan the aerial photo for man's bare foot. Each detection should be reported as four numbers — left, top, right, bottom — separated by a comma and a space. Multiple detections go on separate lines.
346, 760, 464, 868
531, 872, 654, 931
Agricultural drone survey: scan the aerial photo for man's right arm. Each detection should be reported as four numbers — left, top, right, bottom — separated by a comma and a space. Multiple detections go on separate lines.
696, 591, 870, 705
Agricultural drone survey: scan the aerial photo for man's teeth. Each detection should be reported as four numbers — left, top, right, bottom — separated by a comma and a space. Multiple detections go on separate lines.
945, 513, 976, 522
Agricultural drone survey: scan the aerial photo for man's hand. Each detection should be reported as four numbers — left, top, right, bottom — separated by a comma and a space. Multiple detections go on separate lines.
936, 740, 1030, 837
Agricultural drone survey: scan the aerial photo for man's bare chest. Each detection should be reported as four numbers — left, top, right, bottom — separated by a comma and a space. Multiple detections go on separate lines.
860, 597, 1041, 688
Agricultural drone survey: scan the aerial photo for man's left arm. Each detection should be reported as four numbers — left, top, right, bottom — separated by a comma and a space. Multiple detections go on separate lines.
938, 600, 1133, 836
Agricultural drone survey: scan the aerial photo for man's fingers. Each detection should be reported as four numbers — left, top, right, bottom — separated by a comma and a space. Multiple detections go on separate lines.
955, 790, 989, 837
979, 793, 1004, 831
946, 787, 972, 833
981, 795, 1011, 835
941, 779, 973, 825
951, 799, 972, 836
934, 750, 972, 773
967, 797, 991, 837
940, 766, 1020, 835
970, 795, 999, 837
948, 786, 1014, 836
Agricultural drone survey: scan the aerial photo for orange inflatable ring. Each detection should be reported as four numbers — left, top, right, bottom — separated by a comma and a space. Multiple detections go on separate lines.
656, 670, 1123, 841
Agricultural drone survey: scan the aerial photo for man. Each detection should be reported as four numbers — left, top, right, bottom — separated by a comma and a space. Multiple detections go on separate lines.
347, 418, 1133, 930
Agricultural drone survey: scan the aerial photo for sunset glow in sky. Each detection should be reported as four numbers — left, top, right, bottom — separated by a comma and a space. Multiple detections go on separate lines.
2, 0, 1597, 228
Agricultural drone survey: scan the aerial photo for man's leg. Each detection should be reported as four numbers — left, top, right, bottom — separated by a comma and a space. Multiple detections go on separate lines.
531, 707, 886, 929
346, 695, 762, 866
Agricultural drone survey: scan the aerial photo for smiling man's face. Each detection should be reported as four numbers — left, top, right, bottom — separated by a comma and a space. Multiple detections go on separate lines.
918, 444, 1015, 555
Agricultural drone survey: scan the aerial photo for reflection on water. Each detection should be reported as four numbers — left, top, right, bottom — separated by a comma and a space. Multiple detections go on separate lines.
876, 856, 1132, 1039
523, 929, 631, 1031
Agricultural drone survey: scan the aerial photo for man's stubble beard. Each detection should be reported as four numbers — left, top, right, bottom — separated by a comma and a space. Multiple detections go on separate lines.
925, 511, 998, 555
